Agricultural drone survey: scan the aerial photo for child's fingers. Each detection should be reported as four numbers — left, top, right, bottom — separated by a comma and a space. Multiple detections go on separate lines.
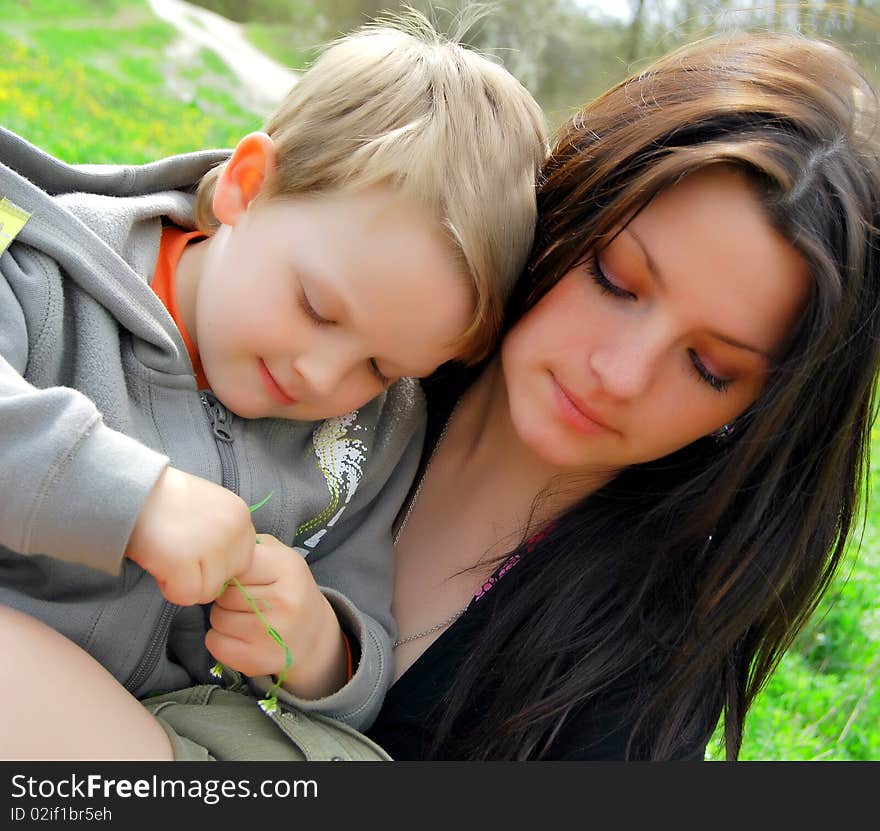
228, 536, 307, 588
155, 565, 203, 607
209, 606, 271, 640
205, 629, 262, 676
213, 581, 277, 613
206, 614, 288, 677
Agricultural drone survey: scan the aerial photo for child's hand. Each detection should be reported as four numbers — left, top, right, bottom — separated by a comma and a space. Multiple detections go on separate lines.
125, 466, 255, 606
206, 535, 350, 700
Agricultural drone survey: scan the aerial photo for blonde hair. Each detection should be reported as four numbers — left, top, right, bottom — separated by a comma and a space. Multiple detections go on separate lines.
194, 8, 548, 364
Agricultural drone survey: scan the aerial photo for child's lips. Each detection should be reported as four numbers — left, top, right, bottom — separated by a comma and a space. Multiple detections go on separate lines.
258, 359, 298, 406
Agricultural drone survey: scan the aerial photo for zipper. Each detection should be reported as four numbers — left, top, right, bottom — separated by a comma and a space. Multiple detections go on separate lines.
200, 390, 239, 494
125, 391, 240, 694
123, 599, 176, 693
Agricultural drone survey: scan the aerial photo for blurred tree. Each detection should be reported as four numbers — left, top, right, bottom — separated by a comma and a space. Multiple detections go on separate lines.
188, 0, 880, 121
627, 0, 646, 61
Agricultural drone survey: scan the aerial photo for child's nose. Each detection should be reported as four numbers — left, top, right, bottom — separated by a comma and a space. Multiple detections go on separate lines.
296, 353, 356, 397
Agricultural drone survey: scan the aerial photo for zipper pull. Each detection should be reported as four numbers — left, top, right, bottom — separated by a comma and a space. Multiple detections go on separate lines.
200, 391, 233, 442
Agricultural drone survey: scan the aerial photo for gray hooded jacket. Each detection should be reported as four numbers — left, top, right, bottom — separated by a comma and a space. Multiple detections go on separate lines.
0, 128, 424, 730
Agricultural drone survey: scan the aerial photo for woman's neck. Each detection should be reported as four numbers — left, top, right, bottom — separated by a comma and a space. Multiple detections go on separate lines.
441, 359, 609, 530
390, 359, 613, 677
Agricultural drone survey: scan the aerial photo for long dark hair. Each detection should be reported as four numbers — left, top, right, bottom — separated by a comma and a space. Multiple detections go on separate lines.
429, 32, 880, 759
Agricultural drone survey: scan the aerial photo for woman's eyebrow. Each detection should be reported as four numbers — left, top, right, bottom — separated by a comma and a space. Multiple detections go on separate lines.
624, 226, 667, 290
625, 227, 771, 360
709, 331, 771, 359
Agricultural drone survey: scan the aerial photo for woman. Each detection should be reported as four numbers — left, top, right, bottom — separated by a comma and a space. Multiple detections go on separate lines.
365, 31, 880, 760
2, 31, 878, 761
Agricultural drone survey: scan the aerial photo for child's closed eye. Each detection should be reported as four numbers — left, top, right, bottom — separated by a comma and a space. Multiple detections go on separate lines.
299, 291, 334, 325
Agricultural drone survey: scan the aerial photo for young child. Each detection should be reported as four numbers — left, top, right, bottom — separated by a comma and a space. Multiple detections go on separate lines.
0, 13, 547, 737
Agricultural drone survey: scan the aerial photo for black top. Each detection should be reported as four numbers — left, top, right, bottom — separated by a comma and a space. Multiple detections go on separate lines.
366, 554, 677, 760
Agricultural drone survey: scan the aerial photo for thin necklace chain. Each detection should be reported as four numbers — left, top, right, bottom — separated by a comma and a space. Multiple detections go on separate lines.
392, 607, 468, 648
392, 402, 469, 649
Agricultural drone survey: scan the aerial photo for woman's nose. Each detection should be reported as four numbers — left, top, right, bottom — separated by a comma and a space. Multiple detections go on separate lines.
588, 328, 664, 400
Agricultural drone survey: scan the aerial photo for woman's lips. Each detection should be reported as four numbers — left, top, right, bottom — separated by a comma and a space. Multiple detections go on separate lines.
551, 373, 615, 435
258, 359, 297, 406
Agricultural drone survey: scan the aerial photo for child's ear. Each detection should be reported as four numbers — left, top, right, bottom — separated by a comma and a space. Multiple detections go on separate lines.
212, 132, 277, 226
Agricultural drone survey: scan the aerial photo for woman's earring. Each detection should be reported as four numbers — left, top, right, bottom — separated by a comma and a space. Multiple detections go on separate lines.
710, 422, 736, 442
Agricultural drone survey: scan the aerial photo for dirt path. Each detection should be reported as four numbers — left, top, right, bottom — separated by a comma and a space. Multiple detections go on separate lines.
147, 0, 298, 112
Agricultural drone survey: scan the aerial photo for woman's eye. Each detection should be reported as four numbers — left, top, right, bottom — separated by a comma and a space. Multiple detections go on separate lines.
688, 349, 732, 393
586, 256, 636, 301
369, 359, 391, 387
299, 291, 333, 326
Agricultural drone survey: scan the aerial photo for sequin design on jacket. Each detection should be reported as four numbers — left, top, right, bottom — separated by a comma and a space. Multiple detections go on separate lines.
297, 411, 368, 551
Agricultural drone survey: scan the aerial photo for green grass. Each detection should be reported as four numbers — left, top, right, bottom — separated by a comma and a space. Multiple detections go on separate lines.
0, 0, 263, 163
3, 0, 878, 761
706, 541, 880, 761
1, 0, 130, 20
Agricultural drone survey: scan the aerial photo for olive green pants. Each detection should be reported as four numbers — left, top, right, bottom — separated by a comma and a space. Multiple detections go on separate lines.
142, 679, 391, 761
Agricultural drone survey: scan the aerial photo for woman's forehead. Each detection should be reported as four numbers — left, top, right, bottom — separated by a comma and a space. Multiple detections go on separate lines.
619, 168, 810, 356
